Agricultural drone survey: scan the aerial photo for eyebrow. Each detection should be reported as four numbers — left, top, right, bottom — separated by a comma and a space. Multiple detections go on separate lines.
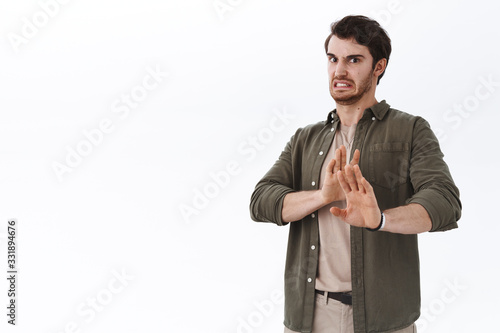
327, 53, 366, 60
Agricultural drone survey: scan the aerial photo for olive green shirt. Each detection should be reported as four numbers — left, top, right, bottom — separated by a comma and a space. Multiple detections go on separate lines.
249, 100, 461, 333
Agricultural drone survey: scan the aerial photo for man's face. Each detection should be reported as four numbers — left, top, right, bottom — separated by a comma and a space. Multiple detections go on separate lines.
327, 35, 376, 105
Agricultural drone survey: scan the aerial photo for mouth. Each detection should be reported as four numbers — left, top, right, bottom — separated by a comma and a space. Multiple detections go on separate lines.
333, 81, 353, 89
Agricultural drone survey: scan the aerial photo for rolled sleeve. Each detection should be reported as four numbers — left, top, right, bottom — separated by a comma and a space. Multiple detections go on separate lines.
407, 186, 460, 231
249, 136, 296, 226
250, 181, 294, 226
406, 118, 462, 231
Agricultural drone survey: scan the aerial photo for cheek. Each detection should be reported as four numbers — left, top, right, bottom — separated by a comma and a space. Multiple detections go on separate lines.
327, 65, 336, 78
359, 65, 373, 78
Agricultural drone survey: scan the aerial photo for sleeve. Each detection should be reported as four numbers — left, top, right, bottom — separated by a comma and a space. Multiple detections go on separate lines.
406, 117, 462, 232
249, 133, 298, 226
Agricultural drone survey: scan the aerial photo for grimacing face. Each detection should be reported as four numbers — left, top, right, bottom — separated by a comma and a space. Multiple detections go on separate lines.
327, 36, 377, 105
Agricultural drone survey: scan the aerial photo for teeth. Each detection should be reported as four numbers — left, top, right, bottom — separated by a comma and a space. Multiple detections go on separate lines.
337, 83, 349, 87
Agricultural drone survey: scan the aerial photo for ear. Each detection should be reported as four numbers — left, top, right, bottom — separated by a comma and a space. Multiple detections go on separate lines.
373, 58, 387, 78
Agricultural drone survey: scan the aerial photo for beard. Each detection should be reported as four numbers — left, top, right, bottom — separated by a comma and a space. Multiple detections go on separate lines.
330, 69, 374, 105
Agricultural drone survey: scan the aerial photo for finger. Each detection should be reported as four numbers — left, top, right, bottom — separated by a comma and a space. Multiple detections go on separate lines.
326, 158, 336, 175
340, 145, 347, 169
357, 168, 374, 195
353, 165, 366, 193
344, 165, 359, 191
336, 170, 351, 193
335, 148, 342, 171
350, 149, 360, 166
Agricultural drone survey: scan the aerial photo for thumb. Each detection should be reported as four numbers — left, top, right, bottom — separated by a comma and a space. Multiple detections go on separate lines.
330, 207, 343, 217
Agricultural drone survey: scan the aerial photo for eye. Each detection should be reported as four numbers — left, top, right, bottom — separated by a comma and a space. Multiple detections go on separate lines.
350, 58, 360, 63
328, 56, 337, 63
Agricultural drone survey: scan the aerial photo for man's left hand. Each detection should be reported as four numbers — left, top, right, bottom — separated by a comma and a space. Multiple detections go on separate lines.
330, 164, 381, 229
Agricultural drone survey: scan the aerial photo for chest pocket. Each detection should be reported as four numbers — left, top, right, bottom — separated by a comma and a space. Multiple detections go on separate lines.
367, 142, 410, 190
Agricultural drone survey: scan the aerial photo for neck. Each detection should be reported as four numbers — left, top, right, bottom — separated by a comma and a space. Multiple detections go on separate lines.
336, 95, 378, 126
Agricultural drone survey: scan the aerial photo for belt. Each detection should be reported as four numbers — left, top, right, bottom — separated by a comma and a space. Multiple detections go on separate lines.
315, 290, 352, 305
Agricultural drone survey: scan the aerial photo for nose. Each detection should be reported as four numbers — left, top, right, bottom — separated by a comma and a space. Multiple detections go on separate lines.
335, 60, 347, 77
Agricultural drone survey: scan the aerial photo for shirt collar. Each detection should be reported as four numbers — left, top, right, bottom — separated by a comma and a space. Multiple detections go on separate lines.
370, 100, 390, 120
326, 100, 391, 124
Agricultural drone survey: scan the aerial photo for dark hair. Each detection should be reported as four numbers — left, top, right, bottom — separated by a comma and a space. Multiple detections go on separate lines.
324, 15, 391, 84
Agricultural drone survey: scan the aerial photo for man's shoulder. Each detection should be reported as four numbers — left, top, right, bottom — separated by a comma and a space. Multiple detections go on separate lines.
286, 119, 330, 149
385, 107, 420, 121
300, 119, 327, 131
382, 107, 431, 130
372, 100, 422, 122
291, 119, 328, 137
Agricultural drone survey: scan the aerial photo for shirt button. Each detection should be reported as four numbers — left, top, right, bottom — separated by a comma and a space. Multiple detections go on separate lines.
331, 128, 334, 132
311, 213, 316, 218
319, 151, 324, 156
372, 117, 376, 121
307, 278, 312, 283
311, 245, 316, 250
311, 181, 316, 186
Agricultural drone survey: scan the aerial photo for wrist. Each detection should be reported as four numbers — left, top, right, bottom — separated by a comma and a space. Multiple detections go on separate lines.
318, 189, 345, 206
366, 212, 385, 232
317, 189, 331, 206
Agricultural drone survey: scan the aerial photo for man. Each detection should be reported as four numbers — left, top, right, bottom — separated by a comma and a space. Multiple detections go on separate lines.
249, 15, 461, 333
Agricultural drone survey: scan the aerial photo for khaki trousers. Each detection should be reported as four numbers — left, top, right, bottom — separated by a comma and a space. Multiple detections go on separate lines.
284, 293, 416, 333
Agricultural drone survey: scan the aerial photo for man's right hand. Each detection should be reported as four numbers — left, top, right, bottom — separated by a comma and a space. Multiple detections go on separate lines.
320, 146, 360, 204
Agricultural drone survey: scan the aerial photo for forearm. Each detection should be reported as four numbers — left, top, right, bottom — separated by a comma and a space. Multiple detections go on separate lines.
382, 203, 432, 234
282, 190, 328, 223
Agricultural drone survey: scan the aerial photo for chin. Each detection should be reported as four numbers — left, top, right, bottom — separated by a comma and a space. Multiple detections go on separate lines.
331, 91, 362, 105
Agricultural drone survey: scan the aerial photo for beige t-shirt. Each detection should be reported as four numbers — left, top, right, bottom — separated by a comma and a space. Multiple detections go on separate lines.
315, 123, 357, 293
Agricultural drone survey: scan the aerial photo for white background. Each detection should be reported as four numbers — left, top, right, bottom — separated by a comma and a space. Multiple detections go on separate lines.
0, 0, 499, 332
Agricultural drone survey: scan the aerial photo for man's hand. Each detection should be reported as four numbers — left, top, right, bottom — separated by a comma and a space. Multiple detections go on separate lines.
320, 146, 360, 204
281, 146, 360, 222
330, 164, 381, 228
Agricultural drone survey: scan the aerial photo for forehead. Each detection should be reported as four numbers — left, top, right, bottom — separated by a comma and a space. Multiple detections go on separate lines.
327, 35, 371, 58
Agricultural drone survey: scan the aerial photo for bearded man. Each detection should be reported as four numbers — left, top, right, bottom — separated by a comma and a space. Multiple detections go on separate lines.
250, 15, 461, 333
